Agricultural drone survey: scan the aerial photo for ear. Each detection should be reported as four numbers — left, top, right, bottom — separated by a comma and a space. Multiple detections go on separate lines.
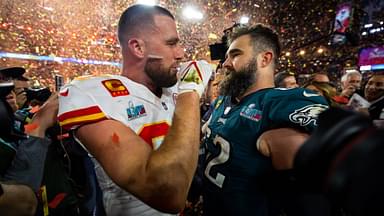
257, 51, 274, 69
127, 38, 146, 58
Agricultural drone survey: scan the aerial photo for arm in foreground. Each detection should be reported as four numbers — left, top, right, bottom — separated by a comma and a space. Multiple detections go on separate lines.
76, 92, 201, 213
257, 128, 309, 170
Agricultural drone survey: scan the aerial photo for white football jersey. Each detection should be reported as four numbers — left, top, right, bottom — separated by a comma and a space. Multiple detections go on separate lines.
58, 74, 178, 216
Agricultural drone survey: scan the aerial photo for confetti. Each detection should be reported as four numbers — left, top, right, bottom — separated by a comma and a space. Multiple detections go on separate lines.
0, 0, 382, 88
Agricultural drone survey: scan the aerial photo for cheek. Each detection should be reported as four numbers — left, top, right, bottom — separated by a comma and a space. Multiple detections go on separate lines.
232, 59, 243, 71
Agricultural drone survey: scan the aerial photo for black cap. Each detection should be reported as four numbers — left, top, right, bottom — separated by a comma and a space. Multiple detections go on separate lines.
0, 67, 29, 81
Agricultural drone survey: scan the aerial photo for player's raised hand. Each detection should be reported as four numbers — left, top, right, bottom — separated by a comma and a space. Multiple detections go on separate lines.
177, 60, 213, 97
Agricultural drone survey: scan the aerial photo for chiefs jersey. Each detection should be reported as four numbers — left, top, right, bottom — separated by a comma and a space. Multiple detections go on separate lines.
58, 74, 177, 215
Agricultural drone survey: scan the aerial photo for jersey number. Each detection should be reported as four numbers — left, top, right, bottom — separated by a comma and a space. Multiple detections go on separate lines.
204, 128, 230, 188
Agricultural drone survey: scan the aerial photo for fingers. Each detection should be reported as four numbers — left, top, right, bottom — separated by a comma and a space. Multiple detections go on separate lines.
178, 60, 213, 97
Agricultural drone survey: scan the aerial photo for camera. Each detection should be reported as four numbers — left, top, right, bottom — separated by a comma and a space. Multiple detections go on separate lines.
26, 87, 52, 105
294, 108, 384, 215
209, 23, 240, 62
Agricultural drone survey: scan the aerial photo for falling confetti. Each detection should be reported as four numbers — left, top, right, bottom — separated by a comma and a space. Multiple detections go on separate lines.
0, 0, 382, 89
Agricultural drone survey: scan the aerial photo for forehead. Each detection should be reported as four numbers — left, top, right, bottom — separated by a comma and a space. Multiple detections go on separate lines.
284, 76, 296, 81
314, 74, 329, 80
348, 74, 361, 80
369, 75, 384, 83
153, 15, 178, 37
227, 35, 252, 54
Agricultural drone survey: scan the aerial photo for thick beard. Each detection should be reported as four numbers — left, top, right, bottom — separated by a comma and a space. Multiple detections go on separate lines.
219, 59, 257, 99
144, 59, 178, 88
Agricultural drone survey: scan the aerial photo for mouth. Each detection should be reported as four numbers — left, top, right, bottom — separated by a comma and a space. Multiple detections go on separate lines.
171, 62, 181, 71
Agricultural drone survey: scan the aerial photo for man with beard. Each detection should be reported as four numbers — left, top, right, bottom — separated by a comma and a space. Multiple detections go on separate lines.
58, 5, 212, 215
201, 24, 329, 215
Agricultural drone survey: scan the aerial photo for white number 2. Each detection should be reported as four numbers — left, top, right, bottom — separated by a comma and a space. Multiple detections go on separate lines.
204, 130, 230, 188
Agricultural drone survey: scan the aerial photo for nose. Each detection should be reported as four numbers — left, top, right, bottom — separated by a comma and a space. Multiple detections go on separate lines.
174, 45, 184, 60
222, 57, 232, 69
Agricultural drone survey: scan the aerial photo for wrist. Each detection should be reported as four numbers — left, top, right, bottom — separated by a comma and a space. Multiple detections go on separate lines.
26, 125, 46, 138
178, 83, 204, 98
177, 90, 200, 99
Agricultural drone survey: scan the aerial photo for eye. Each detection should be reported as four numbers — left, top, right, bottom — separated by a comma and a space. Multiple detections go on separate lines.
230, 53, 240, 58
166, 39, 179, 47
167, 41, 177, 46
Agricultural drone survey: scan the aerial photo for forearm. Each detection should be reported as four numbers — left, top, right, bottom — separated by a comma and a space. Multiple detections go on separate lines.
257, 128, 309, 170
26, 124, 46, 138
143, 92, 201, 211
75, 92, 202, 212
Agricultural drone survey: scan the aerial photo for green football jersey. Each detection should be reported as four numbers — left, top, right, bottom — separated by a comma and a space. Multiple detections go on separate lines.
202, 87, 328, 216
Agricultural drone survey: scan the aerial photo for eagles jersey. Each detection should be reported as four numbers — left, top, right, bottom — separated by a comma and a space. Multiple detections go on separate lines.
202, 88, 328, 216
58, 74, 177, 216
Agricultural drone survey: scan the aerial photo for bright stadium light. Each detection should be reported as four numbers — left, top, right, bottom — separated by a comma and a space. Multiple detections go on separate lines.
364, 23, 373, 28
240, 16, 249, 24
136, 0, 157, 6
182, 6, 203, 20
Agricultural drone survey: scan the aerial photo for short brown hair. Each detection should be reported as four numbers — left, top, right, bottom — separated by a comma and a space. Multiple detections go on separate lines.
229, 24, 281, 65
118, 5, 174, 50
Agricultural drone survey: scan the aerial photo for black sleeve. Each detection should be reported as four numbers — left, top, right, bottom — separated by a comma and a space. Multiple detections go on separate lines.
2, 136, 51, 191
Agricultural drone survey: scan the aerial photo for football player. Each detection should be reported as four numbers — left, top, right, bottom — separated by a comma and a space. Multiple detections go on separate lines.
201, 24, 329, 215
58, 5, 212, 215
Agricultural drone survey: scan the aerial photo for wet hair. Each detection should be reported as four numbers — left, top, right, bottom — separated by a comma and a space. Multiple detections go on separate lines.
229, 24, 281, 66
117, 5, 174, 50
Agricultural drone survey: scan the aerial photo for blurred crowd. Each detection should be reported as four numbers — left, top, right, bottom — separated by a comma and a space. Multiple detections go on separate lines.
1, 0, 382, 89
0, 0, 384, 216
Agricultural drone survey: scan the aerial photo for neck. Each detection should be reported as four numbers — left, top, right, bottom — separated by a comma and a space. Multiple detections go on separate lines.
239, 69, 275, 100
122, 63, 162, 97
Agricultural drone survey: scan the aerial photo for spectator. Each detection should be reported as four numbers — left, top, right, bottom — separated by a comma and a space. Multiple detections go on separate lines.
303, 81, 339, 107
0, 67, 28, 112
311, 72, 330, 83
340, 71, 362, 99
364, 74, 384, 103
2, 93, 58, 191
274, 71, 298, 88
0, 67, 30, 109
